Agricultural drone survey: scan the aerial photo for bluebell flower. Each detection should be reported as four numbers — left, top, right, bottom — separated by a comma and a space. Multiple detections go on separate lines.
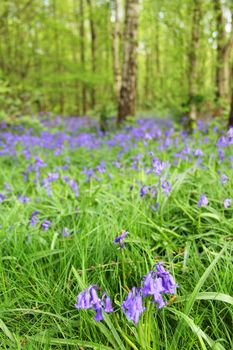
227, 127, 233, 143
155, 263, 178, 294
69, 179, 79, 197
220, 174, 228, 185
30, 211, 39, 226
122, 287, 145, 325
198, 194, 208, 207
194, 149, 203, 157
224, 198, 232, 209
152, 158, 165, 175
18, 195, 30, 204
0, 193, 6, 202
161, 180, 171, 194
75, 289, 92, 309
141, 271, 166, 309
62, 227, 70, 237
75, 285, 113, 322
114, 230, 129, 248
140, 185, 148, 197
41, 219, 51, 231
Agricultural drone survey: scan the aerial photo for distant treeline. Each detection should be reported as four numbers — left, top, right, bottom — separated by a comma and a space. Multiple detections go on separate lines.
0, 0, 233, 125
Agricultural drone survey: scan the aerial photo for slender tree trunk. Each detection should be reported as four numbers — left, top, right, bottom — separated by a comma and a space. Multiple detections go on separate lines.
80, 0, 87, 115
87, 0, 97, 109
188, 0, 201, 127
229, 65, 233, 127
144, 48, 150, 105
215, 0, 233, 110
53, 0, 65, 113
112, 0, 121, 104
117, 0, 139, 123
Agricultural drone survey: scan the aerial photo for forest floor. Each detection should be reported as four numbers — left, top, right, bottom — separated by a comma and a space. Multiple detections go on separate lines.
0, 115, 232, 349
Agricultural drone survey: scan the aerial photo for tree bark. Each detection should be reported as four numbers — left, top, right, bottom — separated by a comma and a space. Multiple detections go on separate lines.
228, 65, 233, 127
214, 0, 233, 110
188, 0, 201, 127
112, 0, 121, 104
117, 0, 139, 123
87, 0, 97, 109
80, 0, 87, 115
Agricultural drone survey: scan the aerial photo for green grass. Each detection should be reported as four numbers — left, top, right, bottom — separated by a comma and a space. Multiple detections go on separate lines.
0, 119, 232, 349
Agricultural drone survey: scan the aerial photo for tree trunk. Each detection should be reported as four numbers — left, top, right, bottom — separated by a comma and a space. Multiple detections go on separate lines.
80, 0, 87, 115
215, 0, 233, 110
112, 0, 121, 104
87, 0, 97, 109
228, 65, 233, 127
117, 0, 139, 123
188, 0, 201, 127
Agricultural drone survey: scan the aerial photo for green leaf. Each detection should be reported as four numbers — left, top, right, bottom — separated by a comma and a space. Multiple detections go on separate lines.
0, 318, 16, 343
168, 308, 225, 350
28, 335, 114, 349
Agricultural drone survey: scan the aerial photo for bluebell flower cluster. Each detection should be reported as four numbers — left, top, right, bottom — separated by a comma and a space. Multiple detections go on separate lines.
75, 264, 177, 325
122, 263, 177, 324
75, 285, 113, 321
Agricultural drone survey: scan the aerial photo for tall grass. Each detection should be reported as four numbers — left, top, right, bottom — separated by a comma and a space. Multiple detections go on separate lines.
0, 117, 232, 349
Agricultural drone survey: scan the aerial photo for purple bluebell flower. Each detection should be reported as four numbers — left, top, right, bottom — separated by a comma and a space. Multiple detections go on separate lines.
4, 183, 11, 191
0, 193, 6, 202
198, 194, 208, 207
194, 149, 203, 157
150, 202, 159, 211
220, 174, 228, 185
224, 198, 232, 208
47, 172, 59, 182
82, 167, 94, 181
102, 293, 114, 313
75, 285, 113, 321
41, 219, 51, 231
62, 227, 70, 237
114, 230, 129, 248
218, 148, 225, 162
227, 127, 233, 143
140, 185, 148, 198
63, 175, 69, 183
30, 211, 39, 226
161, 180, 171, 194
155, 263, 177, 294
150, 186, 157, 198
69, 179, 79, 197
141, 271, 166, 309
95, 161, 106, 174
75, 289, 92, 309
122, 287, 145, 325
18, 195, 30, 204
152, 158, 165, 175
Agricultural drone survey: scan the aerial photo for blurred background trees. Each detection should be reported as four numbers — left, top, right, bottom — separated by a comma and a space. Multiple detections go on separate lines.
0, 0, 232, 124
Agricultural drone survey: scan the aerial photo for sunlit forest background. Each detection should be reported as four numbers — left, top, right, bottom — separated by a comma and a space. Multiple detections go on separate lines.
0, 0, 233, 124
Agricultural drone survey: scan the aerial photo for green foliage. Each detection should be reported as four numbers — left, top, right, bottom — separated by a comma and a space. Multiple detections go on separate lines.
0, 118, 232, 348
0, 0, 232, 117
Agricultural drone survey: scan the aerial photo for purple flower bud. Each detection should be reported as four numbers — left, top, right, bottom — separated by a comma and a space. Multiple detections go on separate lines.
30, 211, 39, 226
41, 219, 51, 231
220, 174, 228, 185
224, 198, 232, 209
140, 185, 148, 198
161, 180, 171, 194
0, 193, 6, 202
114, 230, 129, 248
198, 194, 208, 207
62, 227, 69, 237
